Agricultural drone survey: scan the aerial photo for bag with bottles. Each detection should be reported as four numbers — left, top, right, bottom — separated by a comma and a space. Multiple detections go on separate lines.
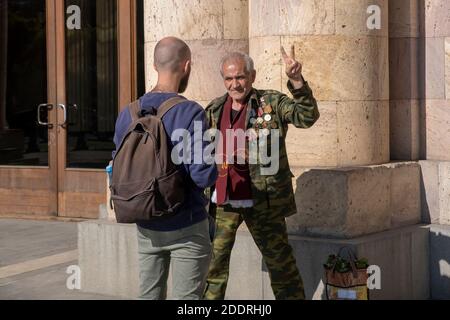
323, 247, 370, 300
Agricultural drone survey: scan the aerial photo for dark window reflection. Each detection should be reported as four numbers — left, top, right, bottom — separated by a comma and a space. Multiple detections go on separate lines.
65, 0, 118, 169
0, 0, 48, 166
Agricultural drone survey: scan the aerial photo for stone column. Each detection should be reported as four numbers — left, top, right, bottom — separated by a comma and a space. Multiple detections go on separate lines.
249, 0, 389, 167
419, 0, 450, 299
420, 0, 450, 226
0, 0, 7, 130
143, 0, 249, 107
389, 0, 420, 160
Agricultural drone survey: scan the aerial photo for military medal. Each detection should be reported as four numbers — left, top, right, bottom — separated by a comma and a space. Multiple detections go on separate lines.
264, 114, 272, 122
261, 129, 270, 136
257, 107, 264, 117
264, 105, 273, 114
260, 97, 273, 114
271, 122, 278, 129
250, 118, 256, 125
257, 117, 264, 125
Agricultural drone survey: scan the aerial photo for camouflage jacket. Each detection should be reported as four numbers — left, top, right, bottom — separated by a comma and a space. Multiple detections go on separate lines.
205, 81, 320, 217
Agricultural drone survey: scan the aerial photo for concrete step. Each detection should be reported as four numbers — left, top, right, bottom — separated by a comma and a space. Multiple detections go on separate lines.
78, 220, 430, 300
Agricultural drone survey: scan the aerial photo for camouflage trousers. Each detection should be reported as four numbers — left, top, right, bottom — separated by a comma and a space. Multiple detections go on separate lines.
204, 205, 305, 300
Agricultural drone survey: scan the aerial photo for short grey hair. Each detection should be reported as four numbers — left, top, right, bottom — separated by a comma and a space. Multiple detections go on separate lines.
220, 52, 255, 77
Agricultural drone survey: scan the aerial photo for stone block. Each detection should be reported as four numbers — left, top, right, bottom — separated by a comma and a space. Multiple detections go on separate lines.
228, 224, 429, 300
336, 101, 390, 166
424, 0, 450, 38
279, 0, 335, 36
285, 101, 338, 167
144, 0, 223, 42
249, 0, 335, 37
224, 0, 248, 40
78, 221, 139, 299
280, 36, 389, 101
291, 168, 353, 237
280, 100, 390, 167
424, 38, 446, 100
387, 162, 421, 228
425, 100, 450, 161
335, 0, 388, 37
250, 36, 282, 92
389, 38, 419, 100
289, 162, 421, 238
389, 0, 420, 38
290, 166, 312, 194
249, 0, 281, 37
390, 100, 420, 160
430, 224, 450, 299
145, 39, 248, 102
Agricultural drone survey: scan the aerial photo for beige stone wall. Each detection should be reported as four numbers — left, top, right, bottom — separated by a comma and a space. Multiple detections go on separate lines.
249, 0, 390, 167
422, 0, 450, 161
143, 0, 449, 166
143, 0, 249, 105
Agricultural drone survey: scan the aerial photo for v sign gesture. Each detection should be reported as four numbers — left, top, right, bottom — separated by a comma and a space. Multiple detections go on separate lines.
281, 45, 304, 89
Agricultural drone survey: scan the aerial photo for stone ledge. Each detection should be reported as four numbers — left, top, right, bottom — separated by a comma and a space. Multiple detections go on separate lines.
228, 224, 429, 300
288, 162, 421, 239
78, 220, 429, 300
78, 221, 139, 299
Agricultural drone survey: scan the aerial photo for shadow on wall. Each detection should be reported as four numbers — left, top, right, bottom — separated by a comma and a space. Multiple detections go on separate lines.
418, 0, 427, 159
389, 0, 427, 161
429, 228, 450, 300
420, 165, 433, 224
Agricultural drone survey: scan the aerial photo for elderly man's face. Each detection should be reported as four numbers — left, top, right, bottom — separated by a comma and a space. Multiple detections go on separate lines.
222, 59, 256, 103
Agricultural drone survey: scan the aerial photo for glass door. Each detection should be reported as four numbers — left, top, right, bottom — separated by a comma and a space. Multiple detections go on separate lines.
0, 0, 137, 219
0, 0, 58, 216
55, 0, 137, 218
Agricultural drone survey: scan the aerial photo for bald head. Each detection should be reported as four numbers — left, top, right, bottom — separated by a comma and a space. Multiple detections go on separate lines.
154, 37, 191, 73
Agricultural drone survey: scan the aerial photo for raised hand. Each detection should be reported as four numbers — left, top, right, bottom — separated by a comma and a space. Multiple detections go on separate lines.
281, 45, 304, 87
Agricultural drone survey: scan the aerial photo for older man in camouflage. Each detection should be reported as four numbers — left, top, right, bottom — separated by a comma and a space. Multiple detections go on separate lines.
203, 46, 320, 300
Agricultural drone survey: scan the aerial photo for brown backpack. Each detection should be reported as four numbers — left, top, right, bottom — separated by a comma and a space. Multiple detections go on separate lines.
110, 97, 187, 224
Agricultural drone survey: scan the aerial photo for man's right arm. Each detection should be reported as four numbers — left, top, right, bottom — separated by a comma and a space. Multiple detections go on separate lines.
184, 107, 218, 189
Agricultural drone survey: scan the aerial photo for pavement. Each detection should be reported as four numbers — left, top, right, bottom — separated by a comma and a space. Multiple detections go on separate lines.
0, 218, 123, 300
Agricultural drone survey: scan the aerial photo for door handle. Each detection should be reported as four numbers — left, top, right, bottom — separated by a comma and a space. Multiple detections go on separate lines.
37, 104, 54, 128
58, 104, 67, 127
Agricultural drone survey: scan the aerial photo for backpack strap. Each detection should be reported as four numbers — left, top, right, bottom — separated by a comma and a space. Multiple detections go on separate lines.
129, 100, 141, 122
157, 97, 187, 120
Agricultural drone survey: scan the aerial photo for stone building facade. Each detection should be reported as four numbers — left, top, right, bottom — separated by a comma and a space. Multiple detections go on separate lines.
140, 0, 449, 299
78, 0, 450, 300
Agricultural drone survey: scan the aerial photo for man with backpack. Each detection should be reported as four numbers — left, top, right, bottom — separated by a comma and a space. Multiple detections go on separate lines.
112, 37, 218, 300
